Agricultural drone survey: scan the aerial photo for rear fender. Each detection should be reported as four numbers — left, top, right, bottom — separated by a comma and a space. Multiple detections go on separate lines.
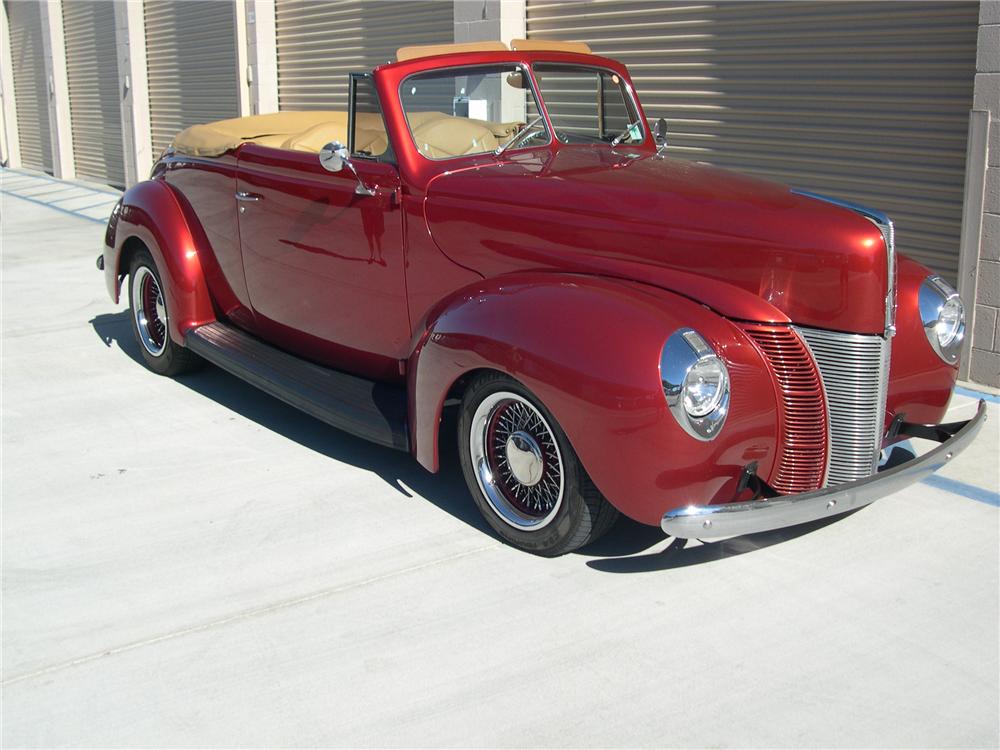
103, 180, 215, 344
408, 273, 780, 525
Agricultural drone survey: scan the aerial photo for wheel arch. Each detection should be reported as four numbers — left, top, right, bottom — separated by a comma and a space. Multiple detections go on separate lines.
407, 272, 782, 525
116, 235, 147, 291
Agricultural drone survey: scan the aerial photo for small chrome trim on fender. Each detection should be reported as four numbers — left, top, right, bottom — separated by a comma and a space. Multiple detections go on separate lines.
661, 400, 986, 540
791, 189, 896, 338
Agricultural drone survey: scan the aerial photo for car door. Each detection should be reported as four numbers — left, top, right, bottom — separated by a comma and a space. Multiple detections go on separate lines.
235, 137, 407, 381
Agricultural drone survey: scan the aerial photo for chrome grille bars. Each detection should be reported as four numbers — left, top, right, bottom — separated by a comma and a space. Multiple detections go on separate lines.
796, 327, 890, 485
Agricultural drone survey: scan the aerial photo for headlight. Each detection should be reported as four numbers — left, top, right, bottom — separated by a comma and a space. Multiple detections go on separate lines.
683, 356, 729, 417
919, 275, 965, 365
660, 328, 730, 441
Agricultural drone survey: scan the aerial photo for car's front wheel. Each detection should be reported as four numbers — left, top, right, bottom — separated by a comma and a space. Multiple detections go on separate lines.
128, 249, 202, 376
458, 372, 618, 556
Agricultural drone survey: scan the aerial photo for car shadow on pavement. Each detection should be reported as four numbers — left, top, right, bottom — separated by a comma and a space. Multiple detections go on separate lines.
90, 311, 490, 537
581, 514, 853, 574
91, 311, 840, 570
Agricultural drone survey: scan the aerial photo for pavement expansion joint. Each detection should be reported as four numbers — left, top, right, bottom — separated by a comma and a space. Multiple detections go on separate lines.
2, 543, 498, 687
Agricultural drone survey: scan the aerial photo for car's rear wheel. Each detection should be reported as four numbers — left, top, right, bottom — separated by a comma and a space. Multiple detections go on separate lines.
128, 249, 202, 376
458, 372, 618, 556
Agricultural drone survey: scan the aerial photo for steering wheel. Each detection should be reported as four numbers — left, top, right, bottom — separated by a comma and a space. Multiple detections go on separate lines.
495, 116, 546, 156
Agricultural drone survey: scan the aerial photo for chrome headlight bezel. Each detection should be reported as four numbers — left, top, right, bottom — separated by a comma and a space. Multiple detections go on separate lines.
919, 275, 965, 365
660, 328, 730, 441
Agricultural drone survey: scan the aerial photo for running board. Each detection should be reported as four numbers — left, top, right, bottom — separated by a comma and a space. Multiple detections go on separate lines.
185, 322, 409, 451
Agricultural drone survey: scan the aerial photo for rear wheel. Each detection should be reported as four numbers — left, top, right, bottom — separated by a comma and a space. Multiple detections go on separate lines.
128, 249, 201, 376
458, 372, 618, 556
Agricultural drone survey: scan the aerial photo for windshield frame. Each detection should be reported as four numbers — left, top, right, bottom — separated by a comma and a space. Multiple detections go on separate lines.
529, 61, 647, 148
397, 62, 552, 162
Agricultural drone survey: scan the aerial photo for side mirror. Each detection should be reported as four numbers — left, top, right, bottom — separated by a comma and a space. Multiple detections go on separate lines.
319, 141, 349, 173
319, 140, 376, 196
653, 118, 668, 149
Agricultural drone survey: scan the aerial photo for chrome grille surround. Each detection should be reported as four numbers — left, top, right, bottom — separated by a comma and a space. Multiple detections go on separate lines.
795, 327, 891, 485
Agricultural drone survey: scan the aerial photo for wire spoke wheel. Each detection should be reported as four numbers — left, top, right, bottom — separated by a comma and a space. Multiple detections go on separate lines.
131, 265, 167, 357
470, 391, 565, 530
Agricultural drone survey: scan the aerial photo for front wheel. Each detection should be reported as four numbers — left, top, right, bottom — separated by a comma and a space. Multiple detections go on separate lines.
128, 249, 202, 376
458, 372, 618, 556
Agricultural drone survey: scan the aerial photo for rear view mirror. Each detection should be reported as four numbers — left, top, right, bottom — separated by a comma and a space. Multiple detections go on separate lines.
319, 141, 376, 196
319, 141, 349, 173
653, 118, 668, 148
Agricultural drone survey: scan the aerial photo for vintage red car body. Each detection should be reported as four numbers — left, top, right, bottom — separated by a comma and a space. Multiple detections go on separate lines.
101, 45, 985, 554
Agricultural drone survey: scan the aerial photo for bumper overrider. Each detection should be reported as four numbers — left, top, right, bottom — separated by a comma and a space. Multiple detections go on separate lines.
662, 400, 987, 540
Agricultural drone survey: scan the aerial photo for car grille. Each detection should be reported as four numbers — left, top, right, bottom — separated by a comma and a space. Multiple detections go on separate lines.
796, 326, 891, 485
742, 325, 828, 494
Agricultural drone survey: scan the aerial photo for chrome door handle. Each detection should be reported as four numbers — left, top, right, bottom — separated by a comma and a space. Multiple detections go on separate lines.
235, 191, 261, 202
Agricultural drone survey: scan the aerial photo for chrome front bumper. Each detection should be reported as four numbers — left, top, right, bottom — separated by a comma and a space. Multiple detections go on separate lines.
661, 400, 987, 540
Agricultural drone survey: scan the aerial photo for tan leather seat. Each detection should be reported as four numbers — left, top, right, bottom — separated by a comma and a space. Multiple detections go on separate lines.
407, 111, 499, 158
281, 113, 388, 155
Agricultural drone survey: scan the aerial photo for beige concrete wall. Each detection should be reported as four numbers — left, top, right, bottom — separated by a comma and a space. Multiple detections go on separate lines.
245, 0, 278, 115
968, 0, 1000, 386
454, 0, 525, 45
0, 1, 21, 168
39, 0, 73, 178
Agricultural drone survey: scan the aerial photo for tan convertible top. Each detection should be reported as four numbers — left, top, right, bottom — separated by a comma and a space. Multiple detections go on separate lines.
396, 38, 591, 62
172, 111, 344, 157
172, 109, 523, 160
171, 111, 397, 157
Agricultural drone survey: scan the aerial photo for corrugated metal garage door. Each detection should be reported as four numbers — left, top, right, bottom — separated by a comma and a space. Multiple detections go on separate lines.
144, 0, 241, 154
526, 1, 978, 280
275, 0, 453, 110
6, 0, 53, 172
62, 0, 125, 187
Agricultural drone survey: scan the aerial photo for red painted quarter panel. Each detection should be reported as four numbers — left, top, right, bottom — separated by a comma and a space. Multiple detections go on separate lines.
102, 180, 216, 344
159, 154, 254, 331
410, 273, 780, 525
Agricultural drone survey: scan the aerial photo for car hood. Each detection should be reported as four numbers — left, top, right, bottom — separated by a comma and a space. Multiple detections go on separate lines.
423, 148, 891, 333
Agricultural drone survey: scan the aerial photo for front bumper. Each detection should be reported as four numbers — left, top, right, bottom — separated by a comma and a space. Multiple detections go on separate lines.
661, 400, 987, 540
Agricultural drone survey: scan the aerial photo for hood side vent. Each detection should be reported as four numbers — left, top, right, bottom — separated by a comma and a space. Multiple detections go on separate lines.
742, 324, 828, 494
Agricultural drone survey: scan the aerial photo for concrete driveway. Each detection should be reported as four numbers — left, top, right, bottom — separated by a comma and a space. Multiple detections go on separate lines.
2, 169, 998, 748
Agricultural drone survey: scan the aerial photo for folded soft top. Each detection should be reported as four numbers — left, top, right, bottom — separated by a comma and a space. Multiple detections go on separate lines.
171, 110, 522, 159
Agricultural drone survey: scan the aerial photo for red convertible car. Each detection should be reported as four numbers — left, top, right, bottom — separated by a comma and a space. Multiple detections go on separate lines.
99, 40, 985, 555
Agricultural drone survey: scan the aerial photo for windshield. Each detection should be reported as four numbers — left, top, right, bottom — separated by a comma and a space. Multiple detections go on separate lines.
399, 65, 547, 160
398, 63, 644, 161
531, 64, 643, 146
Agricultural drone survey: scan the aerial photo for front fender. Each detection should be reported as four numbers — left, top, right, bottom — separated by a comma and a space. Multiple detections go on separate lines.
409, 273, 781, 525
102, 180, 215, 344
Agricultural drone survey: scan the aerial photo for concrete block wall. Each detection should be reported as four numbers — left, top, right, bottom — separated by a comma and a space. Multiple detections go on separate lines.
454, 0, 525, 46
969, 0, 1000, 386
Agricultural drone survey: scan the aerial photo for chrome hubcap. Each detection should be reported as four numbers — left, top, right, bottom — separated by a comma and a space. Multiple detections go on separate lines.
505, 431, 543, 486
131, 265, 167, 357
470, 391, 564, 531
